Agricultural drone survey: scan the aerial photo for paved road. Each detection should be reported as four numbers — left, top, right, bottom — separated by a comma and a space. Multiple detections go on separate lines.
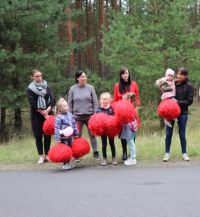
0, 165, 200, 217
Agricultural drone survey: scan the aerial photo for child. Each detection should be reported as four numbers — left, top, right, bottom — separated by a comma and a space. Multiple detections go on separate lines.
96, 92, 117, 166
120, 92, 138, 166
156, 68, 176, 127
54, 97, 79, 170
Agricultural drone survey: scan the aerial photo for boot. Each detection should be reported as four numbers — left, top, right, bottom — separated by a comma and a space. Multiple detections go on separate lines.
122, 150, 127, 161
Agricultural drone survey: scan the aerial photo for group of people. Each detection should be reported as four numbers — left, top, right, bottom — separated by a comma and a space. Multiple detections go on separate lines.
27, 66, 194, 169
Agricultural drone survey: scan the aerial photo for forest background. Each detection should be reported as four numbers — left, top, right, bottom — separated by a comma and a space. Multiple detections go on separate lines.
1, 0, 200, 143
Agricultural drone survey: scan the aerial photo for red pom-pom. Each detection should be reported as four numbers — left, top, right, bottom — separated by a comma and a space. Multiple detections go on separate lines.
113, 100, 136, 124
43, 115, 55, 135
105, 115, 121, 137
157, 99, 181, 120
88, 113, 107, 136
72, 138, 90, 159
48, 143, 72, 163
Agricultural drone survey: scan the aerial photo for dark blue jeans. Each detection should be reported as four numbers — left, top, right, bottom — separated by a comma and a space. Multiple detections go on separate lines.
165, 114, 188, 154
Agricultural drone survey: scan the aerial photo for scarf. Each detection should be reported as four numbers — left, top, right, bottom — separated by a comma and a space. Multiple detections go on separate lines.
29, 80, 47, 109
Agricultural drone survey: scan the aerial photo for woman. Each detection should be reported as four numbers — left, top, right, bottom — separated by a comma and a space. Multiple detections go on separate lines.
163, 67, 194, 162
27, 69, 55, 164
68, 71, 100, 159
113, 67, 140, 160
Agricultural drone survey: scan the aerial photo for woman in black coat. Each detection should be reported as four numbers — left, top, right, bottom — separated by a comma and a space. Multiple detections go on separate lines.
27, 69, 55, 164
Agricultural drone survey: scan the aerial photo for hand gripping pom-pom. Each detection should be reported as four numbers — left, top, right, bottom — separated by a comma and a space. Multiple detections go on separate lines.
105, 115, 121, 137
72, 138, 90, 159
113, 100, 136, 124
48, 143, 72, 163
43, 115, 55, 135
157, 99, 181, 120
88, 113, 107, 136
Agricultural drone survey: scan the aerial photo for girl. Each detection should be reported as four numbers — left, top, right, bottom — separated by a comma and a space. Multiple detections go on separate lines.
96, 92, 117, 166
120, 92, 138, 166
156, 68, 176, 127
113, 67, 140, 161
27, 69, 55, 164
55, 98, 79, 170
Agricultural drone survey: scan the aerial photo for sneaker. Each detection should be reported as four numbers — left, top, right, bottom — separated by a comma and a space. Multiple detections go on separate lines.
112, 158, 118, 165
164, 119, 172, 127
163, 153, 170, 162
37, 156, 45, 164
101, 159, 107, 166
74, 158, 81, 163
124, 158, 137, 166
62, 163, 73, 170
183, 153, 190, 161
44, 155, 50, 162
93, 151, 100, 160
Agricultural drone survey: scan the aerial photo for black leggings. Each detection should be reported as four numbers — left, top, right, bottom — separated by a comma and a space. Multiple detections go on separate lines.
35, 134, 51, 155
101, 136, 115, 159
121, 139, 127, 153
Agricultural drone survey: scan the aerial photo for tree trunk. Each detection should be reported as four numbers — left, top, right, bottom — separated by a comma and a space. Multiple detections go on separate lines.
0, 108, 7, 143
98, 0, 104, 77
14, 108, 22, 132
86, 0, 94, 72
76, 0, 83, 69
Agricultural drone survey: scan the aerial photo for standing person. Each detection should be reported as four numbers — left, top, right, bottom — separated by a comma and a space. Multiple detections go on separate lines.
68, 70, 100, 159
156, 68, 176, 127
120, 92, 138, 166
113, 67, 140, 160
54, 98, 79, 170
96, 92, 117, 166
27, 69, 55, 164
163, 67, 194, 162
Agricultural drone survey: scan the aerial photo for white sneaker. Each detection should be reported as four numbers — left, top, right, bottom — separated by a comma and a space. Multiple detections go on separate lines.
183, 153, 190, 161
62, 163, 73, 170
163, 153, 170, 162
124, 158, 137, 166
74, 158, 81, 163
37, 156, 45, 164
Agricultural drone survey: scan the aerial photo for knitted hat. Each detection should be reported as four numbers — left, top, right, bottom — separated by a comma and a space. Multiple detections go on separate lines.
165, 68, 174, 76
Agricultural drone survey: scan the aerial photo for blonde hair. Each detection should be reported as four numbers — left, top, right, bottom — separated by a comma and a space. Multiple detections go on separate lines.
100, 92, 112, 100
56, 97, 67, 114
123, 92, 137, 107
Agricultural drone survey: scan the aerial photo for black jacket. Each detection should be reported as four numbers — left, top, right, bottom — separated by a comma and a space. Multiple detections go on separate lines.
27, 86, 55, 116
96, 106, 113, 115
27, 85, 55, 137
175, 80, 194, 114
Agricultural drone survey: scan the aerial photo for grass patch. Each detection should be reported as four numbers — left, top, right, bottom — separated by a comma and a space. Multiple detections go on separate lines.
0, 101, 200, 166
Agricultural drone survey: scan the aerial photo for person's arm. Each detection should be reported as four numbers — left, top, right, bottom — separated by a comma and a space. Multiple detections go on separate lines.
68, 87, 74, 114
160, 82, 173, 92
91, 86, 98, 113
133, 82, 141, 107
48, 86, 56, 109
27, 88, 37, 111
113, 84, 119, 102
71, 116, 79, 137
177, 84, 194, 107
54, 117, 62, 143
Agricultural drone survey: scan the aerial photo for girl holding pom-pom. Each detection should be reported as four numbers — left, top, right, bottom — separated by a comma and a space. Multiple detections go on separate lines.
156, 68, 178, 127
55, 98, 79, 170
113, 67, 140, 161
120, 93, 139, 166
96, 92, 117, 166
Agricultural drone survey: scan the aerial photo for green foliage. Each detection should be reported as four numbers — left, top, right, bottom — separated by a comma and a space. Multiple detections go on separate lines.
101, 0, 200, 110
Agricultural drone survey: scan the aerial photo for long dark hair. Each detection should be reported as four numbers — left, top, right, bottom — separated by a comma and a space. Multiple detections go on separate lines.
75, 70, 85, 83
119, 67, 131, 94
